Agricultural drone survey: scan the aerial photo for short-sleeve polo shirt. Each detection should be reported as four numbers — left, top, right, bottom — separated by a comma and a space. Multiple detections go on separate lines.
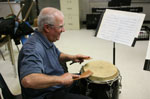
18, 30, 65, 98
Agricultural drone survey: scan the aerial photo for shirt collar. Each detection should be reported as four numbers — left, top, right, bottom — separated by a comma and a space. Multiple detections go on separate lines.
34, 30, 53, 49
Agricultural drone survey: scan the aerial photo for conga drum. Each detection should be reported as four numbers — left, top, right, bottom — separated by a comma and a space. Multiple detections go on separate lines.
79, 60, 122, 99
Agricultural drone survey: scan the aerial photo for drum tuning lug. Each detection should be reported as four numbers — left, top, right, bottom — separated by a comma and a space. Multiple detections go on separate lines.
106, 88, 113, 99
86, 89, 92, 96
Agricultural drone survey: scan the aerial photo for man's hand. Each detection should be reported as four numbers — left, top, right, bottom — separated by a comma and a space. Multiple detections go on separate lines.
70, 54, 91, 65
60, 73, 80, 86
59, 53, 91, 65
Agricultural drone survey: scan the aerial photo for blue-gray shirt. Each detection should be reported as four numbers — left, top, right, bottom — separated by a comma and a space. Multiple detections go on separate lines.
18, 30, 65, 99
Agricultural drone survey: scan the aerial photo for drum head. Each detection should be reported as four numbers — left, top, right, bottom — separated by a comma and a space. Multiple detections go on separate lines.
82, 60, 119, 83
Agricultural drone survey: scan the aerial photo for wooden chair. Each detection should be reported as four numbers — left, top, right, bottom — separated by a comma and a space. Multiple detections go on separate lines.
0, 35, 8, 61
0, 73, 22, 99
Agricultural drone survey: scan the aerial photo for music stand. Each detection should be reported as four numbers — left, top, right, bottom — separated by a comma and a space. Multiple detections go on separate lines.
95, 9, 145, 65
143, 39, 150, 71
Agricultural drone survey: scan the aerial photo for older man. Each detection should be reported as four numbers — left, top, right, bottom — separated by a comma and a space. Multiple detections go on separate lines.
18, 7, 91, 99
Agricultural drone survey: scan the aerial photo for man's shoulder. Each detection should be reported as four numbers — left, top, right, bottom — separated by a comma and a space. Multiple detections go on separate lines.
23, 41, 44, 52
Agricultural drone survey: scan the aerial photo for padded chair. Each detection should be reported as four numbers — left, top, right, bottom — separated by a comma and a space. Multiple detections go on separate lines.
0, 73, 22, 99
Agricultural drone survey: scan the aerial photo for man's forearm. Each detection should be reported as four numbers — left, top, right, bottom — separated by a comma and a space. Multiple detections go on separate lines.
59, 53, 91, 64
59, 52, 74, 63
21, 73, 63, 89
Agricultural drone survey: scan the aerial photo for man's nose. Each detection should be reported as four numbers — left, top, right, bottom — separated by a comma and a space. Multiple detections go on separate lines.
61, 27, 65, 32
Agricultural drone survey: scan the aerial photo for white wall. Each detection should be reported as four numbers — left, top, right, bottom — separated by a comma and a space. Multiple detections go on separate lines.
0, 2, 22, 19
1, 1, 149, 24
80, 0, 109, 21
131, 2, 150, 21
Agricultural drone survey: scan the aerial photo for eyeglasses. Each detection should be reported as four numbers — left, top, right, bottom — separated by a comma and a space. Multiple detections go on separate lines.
48, 24, 64, 29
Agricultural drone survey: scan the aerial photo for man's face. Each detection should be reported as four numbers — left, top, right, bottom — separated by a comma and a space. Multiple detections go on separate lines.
45, 15, 65, 42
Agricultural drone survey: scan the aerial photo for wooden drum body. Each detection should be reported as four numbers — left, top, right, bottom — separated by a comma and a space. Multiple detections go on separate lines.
79, 60, 122, 99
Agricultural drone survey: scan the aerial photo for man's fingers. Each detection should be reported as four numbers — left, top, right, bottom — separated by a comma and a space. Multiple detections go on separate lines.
72, 74, 80, 79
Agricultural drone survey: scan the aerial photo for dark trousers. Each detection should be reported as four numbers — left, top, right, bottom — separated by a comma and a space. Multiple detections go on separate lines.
44, 90, 91, 99
44, 81, 92, 99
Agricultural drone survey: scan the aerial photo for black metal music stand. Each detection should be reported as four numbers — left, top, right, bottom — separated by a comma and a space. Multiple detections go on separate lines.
113, 42, 116, 65
143, 36, 150, 71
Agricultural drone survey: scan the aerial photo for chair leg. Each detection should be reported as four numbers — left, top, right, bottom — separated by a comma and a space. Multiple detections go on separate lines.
0, 94, 2, 99
16, 45, 20, 52
0, 49, 5, 61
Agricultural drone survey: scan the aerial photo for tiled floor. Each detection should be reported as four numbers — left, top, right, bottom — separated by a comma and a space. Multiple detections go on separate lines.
0, 29, 150, 99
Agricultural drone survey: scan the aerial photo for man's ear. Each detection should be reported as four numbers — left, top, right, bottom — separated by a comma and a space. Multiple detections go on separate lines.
43, 24, 50, 33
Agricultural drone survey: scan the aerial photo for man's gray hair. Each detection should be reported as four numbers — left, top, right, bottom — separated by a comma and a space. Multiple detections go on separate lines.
37, 7, 64, 32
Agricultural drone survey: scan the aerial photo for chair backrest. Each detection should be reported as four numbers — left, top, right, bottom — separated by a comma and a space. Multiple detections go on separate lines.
0, 73, 14, 99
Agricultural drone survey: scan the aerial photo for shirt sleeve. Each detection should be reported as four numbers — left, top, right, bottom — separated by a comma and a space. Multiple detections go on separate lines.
19, 48, 44, 80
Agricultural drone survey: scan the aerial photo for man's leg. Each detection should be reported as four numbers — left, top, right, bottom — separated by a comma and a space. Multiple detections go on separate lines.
44, 90, 92, 99
53, 90, 91, 99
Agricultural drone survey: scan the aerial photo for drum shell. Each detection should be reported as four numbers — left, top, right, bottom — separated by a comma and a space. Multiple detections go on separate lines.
79, 60, 121, 99
79, 78, 120, 99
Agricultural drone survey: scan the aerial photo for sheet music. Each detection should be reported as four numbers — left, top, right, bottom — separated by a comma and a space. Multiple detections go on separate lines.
146, 40, 150, 59
97, 9, 145, 46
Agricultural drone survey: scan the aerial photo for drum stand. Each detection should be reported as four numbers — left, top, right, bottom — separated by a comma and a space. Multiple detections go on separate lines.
113, 42, 123, 98
113, 42, 116, 65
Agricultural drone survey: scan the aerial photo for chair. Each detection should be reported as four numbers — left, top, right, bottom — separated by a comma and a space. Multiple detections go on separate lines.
0, 73, 22, 99
0, 35, 8, 61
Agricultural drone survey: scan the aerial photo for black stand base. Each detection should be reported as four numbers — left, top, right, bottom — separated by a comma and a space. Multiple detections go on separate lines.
113, 42, 116, 65
143, 60, 150, 71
